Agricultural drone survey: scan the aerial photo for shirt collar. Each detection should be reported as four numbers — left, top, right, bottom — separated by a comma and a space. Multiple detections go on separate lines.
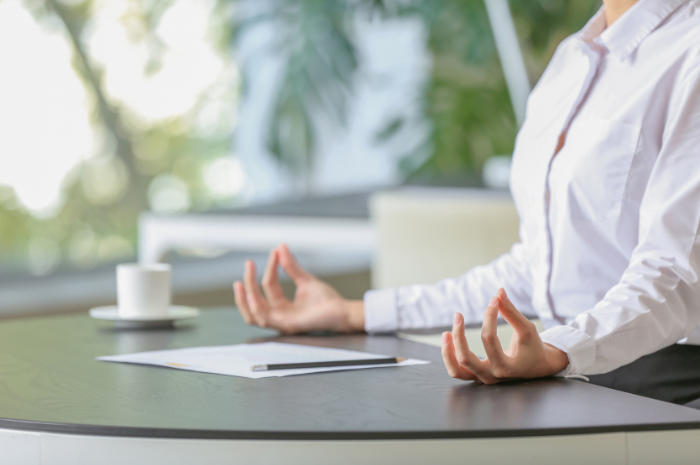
579, 0, 688, 60
580, 7, 607, 46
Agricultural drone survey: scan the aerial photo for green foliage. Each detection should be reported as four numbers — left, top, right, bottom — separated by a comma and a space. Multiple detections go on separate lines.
0, 0, 602, 276
235, 0, 366, 184
238, 0, 602, 184
405, 0, 514, 178
0, 0, 236, 276
510, 0, 602, 65
401, 0, 602, 180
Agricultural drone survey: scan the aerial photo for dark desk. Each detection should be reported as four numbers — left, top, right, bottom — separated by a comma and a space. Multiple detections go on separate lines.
2, 309, 700, 465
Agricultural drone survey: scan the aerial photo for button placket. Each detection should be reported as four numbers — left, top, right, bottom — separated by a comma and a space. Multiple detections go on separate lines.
539, 42, 603, 322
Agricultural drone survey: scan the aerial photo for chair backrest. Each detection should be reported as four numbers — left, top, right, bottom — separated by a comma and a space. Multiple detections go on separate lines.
370, 187, 520, 289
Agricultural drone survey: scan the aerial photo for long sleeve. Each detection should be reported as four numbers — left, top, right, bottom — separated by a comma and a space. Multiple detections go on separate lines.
364, 237, 535, 332
541, 50, 700, 376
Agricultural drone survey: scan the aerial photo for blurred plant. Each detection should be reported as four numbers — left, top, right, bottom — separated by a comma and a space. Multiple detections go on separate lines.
0, 0, 239, 276
412, 0, 601, 180
237, 0, 601, 184
397, 0, 514, 179
0, 0, 601, 277
234, 0, 374, 191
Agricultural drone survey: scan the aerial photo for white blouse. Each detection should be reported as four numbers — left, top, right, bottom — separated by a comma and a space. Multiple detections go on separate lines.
363, 0, 700, 376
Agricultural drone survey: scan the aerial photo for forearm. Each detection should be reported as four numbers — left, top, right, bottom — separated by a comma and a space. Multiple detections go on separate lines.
364, 243, 535, 333
540, 238, 700, 376
541, 263, 700, 376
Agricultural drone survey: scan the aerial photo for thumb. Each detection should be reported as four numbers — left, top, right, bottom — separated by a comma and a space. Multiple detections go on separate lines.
496, 288, 532, 335
277, 243, 313, 284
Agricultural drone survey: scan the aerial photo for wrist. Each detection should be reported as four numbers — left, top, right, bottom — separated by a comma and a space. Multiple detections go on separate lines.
544, 343, 570, 375
345, 300, 365, 332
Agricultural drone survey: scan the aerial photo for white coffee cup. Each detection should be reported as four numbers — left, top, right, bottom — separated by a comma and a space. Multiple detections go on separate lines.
117, 263, 171, 318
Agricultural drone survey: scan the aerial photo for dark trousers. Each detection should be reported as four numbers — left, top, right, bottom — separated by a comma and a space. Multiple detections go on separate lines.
587, 344, 700, 406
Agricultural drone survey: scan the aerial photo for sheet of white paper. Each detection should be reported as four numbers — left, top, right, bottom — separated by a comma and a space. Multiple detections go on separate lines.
97, 342, 430, 378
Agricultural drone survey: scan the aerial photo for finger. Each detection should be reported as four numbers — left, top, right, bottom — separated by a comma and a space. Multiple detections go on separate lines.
451, 313, 471, 365
496, 288, 535, 336
261, 249, 288, 304
441, 332, 477, 381
277, 243, 312, 284
233, 281, 253, 325
243, 260, 270, 326
481, 297, 510, 377
449, 315, 494, 383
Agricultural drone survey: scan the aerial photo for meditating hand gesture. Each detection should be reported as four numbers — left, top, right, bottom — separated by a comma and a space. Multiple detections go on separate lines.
233, 244, 364, 334
441, 288, 570, 384
234, 246, 567, 382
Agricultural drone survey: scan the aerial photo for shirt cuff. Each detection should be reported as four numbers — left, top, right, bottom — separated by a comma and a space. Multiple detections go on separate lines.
363, 288, 398, 333
539, 324, 596, 377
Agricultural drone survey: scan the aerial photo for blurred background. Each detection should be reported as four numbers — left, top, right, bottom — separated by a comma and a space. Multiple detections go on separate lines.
0, 0, 600, 317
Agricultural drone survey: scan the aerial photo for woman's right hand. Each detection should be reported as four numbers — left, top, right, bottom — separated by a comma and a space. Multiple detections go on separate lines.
233, 244, 365, 334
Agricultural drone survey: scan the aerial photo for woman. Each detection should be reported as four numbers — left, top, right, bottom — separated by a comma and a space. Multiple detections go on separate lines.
234, 0, 700, 404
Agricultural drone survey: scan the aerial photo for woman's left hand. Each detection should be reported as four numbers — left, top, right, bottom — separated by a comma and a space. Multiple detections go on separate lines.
442, 288, 570, 384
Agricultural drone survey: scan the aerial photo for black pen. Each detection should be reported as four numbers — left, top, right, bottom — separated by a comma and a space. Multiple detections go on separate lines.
251, 357, 406, 372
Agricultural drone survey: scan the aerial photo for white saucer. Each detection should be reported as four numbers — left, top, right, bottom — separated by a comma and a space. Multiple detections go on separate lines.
89, 306, 200, 329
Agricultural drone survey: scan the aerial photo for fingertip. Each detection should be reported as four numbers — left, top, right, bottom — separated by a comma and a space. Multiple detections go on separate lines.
485, 299, 500, 320
442, 331, 451, 345
453, 312, 462, 326
497, 287, 507, 301
266, 249, 279, 268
